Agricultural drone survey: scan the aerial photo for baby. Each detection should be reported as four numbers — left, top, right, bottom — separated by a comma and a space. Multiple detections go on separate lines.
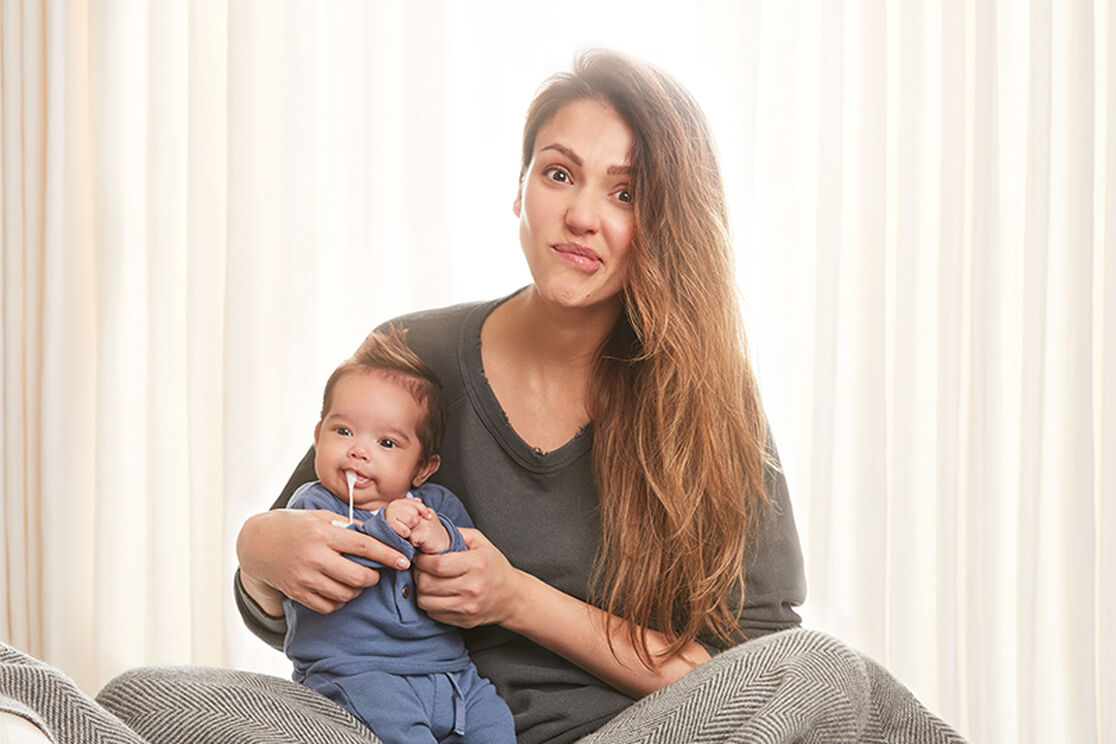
283, 329, 514, 744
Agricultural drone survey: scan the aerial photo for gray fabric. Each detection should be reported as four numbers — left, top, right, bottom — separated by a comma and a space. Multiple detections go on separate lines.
239, 294, 808, 743
3, 630, 964, 743
577, 629, 965, 744
0, 643, 139, 744
95, 666, 380, 744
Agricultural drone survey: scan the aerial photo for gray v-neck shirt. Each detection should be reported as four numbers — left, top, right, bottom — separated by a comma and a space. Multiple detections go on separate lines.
236, 294, 806, 744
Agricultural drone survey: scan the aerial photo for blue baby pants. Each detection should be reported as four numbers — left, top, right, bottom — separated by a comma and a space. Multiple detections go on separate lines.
305, 666, 514, 744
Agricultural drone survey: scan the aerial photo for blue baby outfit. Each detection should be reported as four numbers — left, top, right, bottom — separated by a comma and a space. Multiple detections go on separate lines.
284, 481, 514, 744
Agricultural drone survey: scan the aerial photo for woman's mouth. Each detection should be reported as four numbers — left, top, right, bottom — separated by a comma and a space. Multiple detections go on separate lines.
552, 242, 602, 272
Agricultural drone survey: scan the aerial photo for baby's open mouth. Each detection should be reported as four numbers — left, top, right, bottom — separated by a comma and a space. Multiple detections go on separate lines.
345, 470, 372, 487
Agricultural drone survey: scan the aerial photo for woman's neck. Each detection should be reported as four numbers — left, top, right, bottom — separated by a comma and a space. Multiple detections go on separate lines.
478, 286, 622, 453
493, 286, 621, 370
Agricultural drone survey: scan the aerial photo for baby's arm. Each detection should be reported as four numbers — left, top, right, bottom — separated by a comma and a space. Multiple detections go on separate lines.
384, 498, 451, 554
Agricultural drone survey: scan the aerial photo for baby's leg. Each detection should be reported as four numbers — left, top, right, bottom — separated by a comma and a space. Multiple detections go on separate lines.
453, 668, 516, 744
326, 672, 437, 744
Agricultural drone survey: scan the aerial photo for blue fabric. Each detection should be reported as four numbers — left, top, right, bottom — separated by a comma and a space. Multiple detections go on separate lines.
284, 482, 513, 742
303, 666, 514, 744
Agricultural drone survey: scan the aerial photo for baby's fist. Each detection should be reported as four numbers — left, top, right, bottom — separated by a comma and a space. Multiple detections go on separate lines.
408, 515, 451, 554
383, 498, 434, 539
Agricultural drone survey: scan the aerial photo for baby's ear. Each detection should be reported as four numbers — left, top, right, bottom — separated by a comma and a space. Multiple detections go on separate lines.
412, 455, 441, 487
313, 421, 322, 443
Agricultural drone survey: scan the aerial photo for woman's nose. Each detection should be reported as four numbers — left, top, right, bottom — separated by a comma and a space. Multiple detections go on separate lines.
565, 188, 600, 235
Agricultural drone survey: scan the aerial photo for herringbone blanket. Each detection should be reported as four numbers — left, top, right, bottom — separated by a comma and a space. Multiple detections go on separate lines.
1, 629, 965, 743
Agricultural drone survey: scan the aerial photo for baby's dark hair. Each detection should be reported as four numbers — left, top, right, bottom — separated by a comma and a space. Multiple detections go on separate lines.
320, 327, 447, 462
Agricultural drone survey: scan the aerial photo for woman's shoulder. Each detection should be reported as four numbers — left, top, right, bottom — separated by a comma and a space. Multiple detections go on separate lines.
373, 295, 506, 390
377, 298, 492, 338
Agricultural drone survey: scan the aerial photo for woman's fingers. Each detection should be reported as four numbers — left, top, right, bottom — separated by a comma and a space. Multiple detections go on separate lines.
322, 515, 412, 570
412, 528, 519, 627
237, 507, 410, 615
289, 575, 364, 614
414, 548, 472, 582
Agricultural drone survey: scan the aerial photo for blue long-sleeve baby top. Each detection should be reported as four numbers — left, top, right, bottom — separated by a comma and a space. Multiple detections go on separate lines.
282, 481, 473, 681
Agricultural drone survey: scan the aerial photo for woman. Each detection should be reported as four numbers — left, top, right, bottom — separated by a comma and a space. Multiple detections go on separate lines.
235, 49, 807, 743
0, 49, 961, 744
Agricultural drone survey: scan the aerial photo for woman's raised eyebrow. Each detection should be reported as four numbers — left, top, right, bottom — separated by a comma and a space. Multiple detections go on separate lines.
541, 143, 583, 166
541, 143, 630, 176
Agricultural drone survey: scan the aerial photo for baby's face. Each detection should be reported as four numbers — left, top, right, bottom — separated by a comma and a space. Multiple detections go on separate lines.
313, 370, 435, 511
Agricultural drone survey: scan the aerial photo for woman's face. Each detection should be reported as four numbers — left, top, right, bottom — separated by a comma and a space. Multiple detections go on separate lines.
515, 99, 635, 313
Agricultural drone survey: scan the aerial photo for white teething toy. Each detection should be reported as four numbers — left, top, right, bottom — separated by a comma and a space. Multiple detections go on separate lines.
345, 470, 357, 525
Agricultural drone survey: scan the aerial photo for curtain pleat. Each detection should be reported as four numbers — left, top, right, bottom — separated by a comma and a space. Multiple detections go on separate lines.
1099, 4, 1116, 741
40, 0, 98, 693
0, 0, 44, 660
185, 0, 228, 669
144, 0, 191, 666
935, 1, 968, 729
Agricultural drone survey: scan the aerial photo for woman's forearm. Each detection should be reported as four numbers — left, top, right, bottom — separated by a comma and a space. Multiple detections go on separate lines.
413, 528, 708, 698
238, 566, 286, 617
503, 569, 710, 699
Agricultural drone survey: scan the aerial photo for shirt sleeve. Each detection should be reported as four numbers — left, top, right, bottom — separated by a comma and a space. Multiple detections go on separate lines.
706, 431, 807, 650
356, 509, 416, 563
233, 568, 287, 651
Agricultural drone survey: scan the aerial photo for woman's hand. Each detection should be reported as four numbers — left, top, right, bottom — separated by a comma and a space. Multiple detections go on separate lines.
414, 527, 708, 699
236, 508, 411, 616
411, 528, 527, 628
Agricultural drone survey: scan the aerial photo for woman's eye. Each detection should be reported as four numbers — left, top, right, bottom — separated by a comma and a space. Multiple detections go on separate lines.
616, 189, 632, 203
544, 167, 570, 184
378, 439, 397, 449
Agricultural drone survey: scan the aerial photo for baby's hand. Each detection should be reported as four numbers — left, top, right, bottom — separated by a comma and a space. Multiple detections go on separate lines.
383, 499, 450, 554
383, 498, 433, 538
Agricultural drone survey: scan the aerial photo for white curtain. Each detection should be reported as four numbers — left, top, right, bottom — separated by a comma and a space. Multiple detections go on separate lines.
1, 2, 1111, 742
736, 4, 1114, 743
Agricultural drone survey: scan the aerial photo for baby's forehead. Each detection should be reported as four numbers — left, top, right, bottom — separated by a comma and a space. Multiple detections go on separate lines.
324, 368, 428, 420
334, 367, 424, 401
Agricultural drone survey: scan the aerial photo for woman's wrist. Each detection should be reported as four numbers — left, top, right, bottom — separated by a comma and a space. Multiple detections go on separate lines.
500, 568, 547, 634
494, 566, 710, 697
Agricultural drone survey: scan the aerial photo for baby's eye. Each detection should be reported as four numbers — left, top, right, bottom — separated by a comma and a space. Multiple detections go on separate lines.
334, 426, 352, 437
378, 439, 397, 449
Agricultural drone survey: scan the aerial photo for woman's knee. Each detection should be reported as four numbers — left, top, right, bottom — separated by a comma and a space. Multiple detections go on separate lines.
711, 628, 870, 701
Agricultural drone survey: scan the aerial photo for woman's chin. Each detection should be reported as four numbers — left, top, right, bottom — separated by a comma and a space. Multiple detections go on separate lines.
532, 281, 621, 314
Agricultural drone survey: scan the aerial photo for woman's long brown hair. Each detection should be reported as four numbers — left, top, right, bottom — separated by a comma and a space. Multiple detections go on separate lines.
521, 51, 772, 667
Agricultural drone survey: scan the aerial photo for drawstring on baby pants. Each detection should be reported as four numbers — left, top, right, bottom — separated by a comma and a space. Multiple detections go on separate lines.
446, 672, 466, 736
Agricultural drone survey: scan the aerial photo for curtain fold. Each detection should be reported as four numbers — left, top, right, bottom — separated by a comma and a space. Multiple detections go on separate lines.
1100, 2, 1116, 739
0, 2, 1111, 741
184, 0, 228, 669
1, 0, 44, 661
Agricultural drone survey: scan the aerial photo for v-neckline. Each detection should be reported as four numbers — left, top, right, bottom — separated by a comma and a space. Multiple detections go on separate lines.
459, 292, 593, 473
